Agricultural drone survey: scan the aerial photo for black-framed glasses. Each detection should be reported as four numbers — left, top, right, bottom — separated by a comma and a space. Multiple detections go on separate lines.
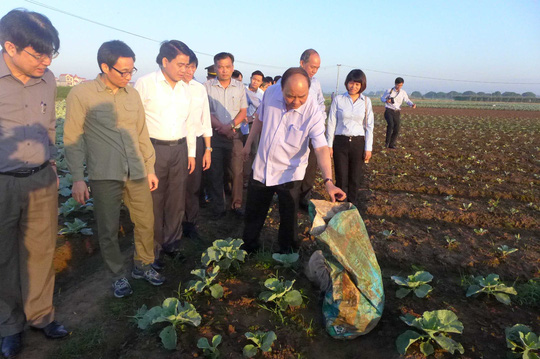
111, 66, 138, 78
23, 49, 59, 61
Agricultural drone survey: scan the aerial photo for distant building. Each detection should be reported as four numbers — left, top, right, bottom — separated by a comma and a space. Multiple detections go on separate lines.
56, 74, 87, 87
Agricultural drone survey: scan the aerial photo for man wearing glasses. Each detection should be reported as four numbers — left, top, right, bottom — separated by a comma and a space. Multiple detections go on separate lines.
0, 9, 68, 357
65, 40, 163, 300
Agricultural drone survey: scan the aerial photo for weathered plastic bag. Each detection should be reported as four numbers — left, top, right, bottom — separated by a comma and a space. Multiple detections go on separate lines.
307, 199, 384, 339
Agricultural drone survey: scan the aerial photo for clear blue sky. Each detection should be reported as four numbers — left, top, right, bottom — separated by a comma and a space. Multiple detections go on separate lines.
2, 0, 539, 95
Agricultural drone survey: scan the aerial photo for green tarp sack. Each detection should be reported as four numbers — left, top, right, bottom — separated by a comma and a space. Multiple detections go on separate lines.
308, 200, 384, 339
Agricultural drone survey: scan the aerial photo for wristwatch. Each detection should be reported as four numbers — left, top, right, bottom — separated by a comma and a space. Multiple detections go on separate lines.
205, 147, 213, 152
324, 178, 333, 185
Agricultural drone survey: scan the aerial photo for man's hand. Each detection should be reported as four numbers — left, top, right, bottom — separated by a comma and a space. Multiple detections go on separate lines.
412, 104, 417, 109
364, 150, 372, 163
148, 173, 159, 191
241, 144, 251, 162
188, 157, 196, 174
325, 181, 346, 202
202, 150, 211, 170
72, 180, 90, 205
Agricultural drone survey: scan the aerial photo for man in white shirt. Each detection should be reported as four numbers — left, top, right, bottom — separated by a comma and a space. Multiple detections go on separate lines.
380, 77, 416, 149
241, 67, 346, 253
298, 49, 326, 210
134, 40, 196, 270
204, 52, 247, 217
182, 52, 213, 239
241, 70, 265, 181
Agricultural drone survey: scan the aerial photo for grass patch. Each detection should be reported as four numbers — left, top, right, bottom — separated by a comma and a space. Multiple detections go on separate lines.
46, 325, 104, 359
514, 279, 540, 307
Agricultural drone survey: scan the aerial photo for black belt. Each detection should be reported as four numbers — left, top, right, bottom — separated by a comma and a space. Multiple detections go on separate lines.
150, 137, 186, 146
0, 161, 49, 178
336, 135, 365, 142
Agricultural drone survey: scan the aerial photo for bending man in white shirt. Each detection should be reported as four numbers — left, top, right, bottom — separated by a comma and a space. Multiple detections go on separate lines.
241, 67, 346, 254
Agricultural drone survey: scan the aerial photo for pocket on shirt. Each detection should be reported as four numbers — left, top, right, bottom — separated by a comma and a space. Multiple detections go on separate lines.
123, 103, 140, 125
284, 126, 304, 148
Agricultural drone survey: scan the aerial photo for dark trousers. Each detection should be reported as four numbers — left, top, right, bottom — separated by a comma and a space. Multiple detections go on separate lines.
184, 136, 204, 233
333, 135, 366, 206
0, 166, 57, 337
384, 108, 401, 147
208, 132, 243, 214
243, 178, 301, 252
299, 142, 317, 202
151, 140, 188, 259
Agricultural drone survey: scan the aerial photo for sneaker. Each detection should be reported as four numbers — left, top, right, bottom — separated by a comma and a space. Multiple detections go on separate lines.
132, 267, 165, 286
112, 277, 133, 298
151, 259, 165, 272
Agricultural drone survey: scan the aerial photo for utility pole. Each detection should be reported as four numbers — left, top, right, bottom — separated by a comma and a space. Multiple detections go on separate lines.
335, 64, 341, 96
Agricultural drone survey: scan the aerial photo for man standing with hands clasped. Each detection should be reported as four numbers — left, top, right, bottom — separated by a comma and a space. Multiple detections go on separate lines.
65, 40, 164, 300
381, 77, 416, 149
0, 9, 67, 358
241, 67, 346, 254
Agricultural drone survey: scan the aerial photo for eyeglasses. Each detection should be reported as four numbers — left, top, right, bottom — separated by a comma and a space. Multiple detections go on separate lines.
110, 66, 138, 78
23, 49, 59, 61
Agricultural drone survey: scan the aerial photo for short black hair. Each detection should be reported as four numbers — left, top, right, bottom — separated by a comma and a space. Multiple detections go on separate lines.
395, 77, 404, 84
97, 40, 135, 73
273, 75, 282, 83
214, 52, 234, 64
188, 50, 198, 68
156, 40, 190, 66
345, 69, 367, 94
300, 49, 318, 63
232, 69, 242, 79
262, 76, 273, 84
281, 67, 311, 89
0, 9, 59, 56
251, 70, 264, 78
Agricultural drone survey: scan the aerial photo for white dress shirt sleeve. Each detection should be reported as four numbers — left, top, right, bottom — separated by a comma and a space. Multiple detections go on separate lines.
309, 111, 328, 149
380, 89, 390, 103
201, 90, 213, 138
186, 98, 196, 157
364, 97, 374, 152
326, 97, 338, 148
402, 90, 414, 107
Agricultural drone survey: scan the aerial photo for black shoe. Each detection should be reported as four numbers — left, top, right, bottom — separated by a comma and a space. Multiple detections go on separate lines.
232, 207, 245, 217
1, 332, 22, 358
41, 321, 68, 339
211, 210, 226, 219
388, 145, 397, 149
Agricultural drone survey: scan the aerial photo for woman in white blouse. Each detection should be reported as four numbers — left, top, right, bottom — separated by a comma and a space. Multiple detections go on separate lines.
326, 69, 374, 206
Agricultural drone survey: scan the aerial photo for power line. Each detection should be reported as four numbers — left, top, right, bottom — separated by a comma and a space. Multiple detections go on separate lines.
340, 65, 540, 85
23, 0, 286, 70
24, 0, 540, 85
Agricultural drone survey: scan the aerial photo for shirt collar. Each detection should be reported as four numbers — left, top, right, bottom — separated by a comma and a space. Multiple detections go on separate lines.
0, 52, 48, 85
95, 74, 128, 93
344, 92, 364, 101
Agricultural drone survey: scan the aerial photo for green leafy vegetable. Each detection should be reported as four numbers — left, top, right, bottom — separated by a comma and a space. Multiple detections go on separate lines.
259, 277, 303, 312
466, 273, 517, 305
186, 266, 223, 299
243, 331, 277, 358
197, 334, 222, 358
272, 252, 299, 268
505, 324, 539, 359
391, 271, 434, 298
201, 238, 247, 270
396, 310, 464, 357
